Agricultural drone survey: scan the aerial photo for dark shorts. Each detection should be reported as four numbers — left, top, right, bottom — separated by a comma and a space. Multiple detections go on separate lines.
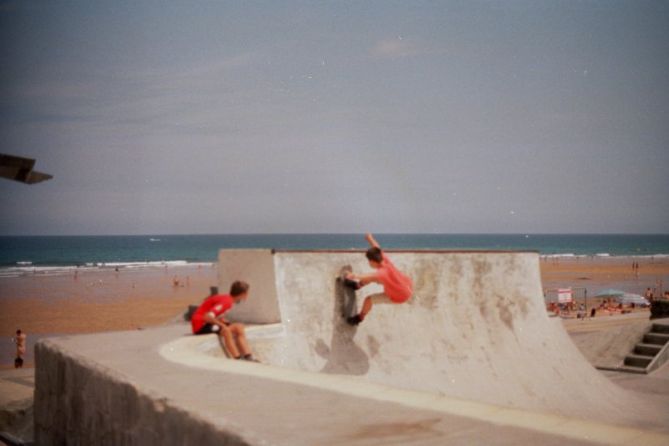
195, 323, 221, 335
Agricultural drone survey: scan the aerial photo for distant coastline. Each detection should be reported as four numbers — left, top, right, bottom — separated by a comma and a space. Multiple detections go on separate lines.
0, 234, 668, 277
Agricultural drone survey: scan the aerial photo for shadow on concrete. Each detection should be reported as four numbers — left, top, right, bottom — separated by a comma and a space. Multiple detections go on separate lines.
314, 270, 369, 375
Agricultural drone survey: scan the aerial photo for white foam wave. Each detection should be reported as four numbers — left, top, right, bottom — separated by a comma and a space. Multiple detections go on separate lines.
0, 260, 214, 278
83, 260, 190, 268
0, 266, 85, 277
541, 253, 583, 258
540, 253, 669, 259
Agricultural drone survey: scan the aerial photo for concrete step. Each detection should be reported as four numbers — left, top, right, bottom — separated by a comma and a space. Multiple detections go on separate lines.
623, 354, 654, 368
633, 343, 662, 356
651, 323, 669, 334
616, 365, 648, 374
643, 332, 669, 345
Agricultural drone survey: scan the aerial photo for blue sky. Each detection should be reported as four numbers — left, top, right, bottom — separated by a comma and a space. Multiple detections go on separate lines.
1, 1, 667, 235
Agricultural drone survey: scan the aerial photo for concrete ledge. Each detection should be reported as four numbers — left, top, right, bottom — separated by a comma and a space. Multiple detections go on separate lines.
34, 338, 253, 446
219, 249, 281, 324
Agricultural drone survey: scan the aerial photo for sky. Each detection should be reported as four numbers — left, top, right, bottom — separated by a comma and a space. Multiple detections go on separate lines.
0, 0, 667, 235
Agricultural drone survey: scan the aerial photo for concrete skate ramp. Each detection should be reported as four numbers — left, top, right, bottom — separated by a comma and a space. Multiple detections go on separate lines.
213, 250, 666, 427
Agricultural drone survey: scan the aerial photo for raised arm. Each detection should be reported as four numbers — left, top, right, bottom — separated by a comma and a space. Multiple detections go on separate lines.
365, 233, 380, 249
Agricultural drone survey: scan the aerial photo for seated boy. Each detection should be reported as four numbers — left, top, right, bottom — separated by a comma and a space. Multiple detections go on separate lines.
345, 233, 413, 325
191, 280, 258, 362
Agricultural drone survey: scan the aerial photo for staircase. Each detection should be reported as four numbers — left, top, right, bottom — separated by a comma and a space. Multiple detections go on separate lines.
619, 322, 669, 374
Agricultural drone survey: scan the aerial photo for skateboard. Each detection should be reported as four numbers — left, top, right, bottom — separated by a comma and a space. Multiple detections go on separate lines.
337, 265, 358, 319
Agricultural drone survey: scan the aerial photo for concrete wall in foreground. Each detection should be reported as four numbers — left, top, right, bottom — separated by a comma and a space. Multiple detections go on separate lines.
34, 339, 249, 446
218, 249, 281, 324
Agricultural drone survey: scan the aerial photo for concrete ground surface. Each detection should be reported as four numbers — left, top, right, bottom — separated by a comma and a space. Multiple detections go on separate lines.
5, 321, 667, 445
0, 368, 34, 444
33, 324, 666, 446
564, 312, 654, 368
5, 325, 668, 445
0, 368, 33, 408
605, 361, 669, 398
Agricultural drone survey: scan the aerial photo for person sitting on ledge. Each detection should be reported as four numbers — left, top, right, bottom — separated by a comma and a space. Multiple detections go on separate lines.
191, 280, 258, 362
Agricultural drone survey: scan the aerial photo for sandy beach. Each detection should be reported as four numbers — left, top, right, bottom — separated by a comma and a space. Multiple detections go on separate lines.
541, 256, 668, 290
0, 264, 218, 367
1, 256, 667, 367
540, 255, 668, 307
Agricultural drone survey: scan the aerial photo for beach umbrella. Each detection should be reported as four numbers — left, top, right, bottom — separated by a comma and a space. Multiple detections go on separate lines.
594, 289, 626, 297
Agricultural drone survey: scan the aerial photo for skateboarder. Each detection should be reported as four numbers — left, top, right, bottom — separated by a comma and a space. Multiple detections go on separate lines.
344, 233, 413, 325
191, 281, 258, 362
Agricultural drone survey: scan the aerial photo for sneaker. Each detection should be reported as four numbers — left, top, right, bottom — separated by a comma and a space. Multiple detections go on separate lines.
346, 314, 363, 326
241, 354, 260, 363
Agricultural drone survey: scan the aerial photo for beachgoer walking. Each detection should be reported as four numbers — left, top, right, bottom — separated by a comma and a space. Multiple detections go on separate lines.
343, 233, 413, 326
191, 281, 258, 361
13, 329, 26, 368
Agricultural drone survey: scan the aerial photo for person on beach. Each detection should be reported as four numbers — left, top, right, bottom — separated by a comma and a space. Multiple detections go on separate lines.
343, 233, 413, 326
645, 287, 654, 302
13, 329, 26, 368
191, 281, 258, 362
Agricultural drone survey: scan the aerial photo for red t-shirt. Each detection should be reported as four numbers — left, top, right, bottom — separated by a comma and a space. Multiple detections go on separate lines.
376, 253, 413, 303
191, 294, 235, 334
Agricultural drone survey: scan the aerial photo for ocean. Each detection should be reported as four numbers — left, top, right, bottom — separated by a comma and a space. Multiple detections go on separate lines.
1, 234, 668, 277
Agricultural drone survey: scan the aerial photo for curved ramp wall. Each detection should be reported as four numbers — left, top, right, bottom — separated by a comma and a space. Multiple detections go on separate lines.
219, 249, 661, 424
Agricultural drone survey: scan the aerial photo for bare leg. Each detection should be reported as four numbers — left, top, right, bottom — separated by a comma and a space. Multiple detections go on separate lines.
219, 326, 240, 358
230, 323, 252, 357
360, 296, 373, 319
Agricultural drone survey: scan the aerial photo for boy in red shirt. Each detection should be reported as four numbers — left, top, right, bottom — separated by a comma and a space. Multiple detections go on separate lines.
191, 281, 258, 362
344, 233, 413, 325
